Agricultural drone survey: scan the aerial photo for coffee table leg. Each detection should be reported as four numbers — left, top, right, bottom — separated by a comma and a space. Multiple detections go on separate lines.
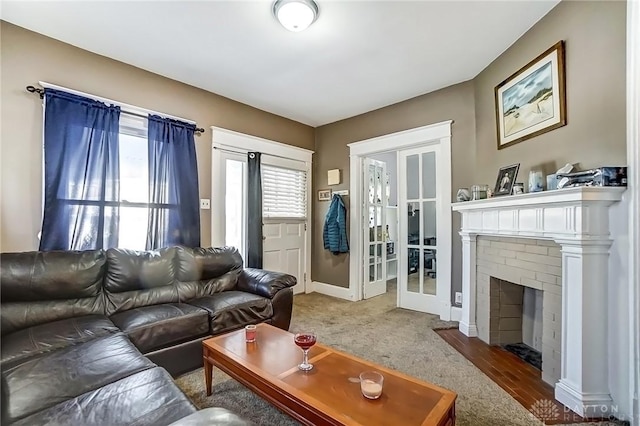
204, 355, 213, 396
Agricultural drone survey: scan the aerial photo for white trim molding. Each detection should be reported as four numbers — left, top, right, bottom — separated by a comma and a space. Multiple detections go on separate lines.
347, 120, 453, 320
450, 306, 462, 322
453, 187, 626, 417
211, 127, 314, 162
348, 120, 453, 157
627, 1, 640, 424
310, 282, 356, 301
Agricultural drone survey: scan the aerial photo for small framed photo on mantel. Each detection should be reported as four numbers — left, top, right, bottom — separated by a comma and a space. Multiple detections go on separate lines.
494, 164, 520, 196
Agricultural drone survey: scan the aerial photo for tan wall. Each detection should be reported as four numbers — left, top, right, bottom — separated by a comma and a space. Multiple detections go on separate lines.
312, 0, 627, 300
0, 22, 314, 252
474, 0, 627, 186
313, 81, 477, 293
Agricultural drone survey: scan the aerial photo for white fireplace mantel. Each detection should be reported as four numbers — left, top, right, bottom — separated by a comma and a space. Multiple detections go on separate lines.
452, 186, 625, 241
452, 186, 626, 417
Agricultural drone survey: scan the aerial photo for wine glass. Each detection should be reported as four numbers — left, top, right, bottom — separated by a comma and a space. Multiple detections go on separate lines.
294, 332, 317, 371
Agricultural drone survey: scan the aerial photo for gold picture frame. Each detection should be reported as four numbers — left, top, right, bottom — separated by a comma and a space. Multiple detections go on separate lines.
495, 41, 566, 150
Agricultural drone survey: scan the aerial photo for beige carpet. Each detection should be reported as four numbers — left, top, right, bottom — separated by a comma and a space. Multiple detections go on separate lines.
175, 289, 623, 426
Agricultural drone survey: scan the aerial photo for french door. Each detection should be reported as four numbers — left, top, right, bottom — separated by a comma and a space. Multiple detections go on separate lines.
363, 158, 388, 299
398, 144, 448, 315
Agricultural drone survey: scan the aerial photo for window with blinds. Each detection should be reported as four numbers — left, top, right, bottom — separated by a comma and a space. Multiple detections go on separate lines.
262, 165, 307, 218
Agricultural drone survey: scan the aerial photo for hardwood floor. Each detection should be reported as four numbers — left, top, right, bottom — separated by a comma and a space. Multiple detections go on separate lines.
435, 328, 613, 424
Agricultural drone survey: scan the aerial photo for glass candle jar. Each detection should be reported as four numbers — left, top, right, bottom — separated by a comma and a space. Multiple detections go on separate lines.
471, 184, 489, 200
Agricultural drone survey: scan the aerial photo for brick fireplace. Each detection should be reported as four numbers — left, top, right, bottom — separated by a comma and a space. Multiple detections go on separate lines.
452, 187, 625, 417
475, 236, 562, 386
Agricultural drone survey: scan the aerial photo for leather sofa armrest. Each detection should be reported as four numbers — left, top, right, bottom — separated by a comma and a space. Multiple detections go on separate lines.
236, 268, 296, 299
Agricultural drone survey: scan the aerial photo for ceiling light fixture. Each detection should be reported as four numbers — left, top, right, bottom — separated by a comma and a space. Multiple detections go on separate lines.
273, 0, 319, 32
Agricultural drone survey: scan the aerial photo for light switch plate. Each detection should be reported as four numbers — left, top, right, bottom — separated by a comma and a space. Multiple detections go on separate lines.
455, 292, 462, 305
200, 199, 211, 210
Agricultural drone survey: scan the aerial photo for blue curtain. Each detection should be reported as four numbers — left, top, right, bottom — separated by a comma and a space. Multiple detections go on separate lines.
40, 89, 121, 251
146, 115, 200, 249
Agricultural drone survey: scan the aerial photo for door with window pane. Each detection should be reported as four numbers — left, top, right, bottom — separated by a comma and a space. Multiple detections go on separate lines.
216, 153, 308, 294
363, 158, 388, 299
398, 144, 443, 314
261, 162, 307, 295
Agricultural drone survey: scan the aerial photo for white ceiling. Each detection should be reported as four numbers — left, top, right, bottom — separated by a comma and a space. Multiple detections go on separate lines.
2, 1, 559, 127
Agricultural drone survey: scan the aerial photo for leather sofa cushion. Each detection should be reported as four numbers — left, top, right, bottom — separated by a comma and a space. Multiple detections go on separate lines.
1, 333, 154, 423
0, 250, 106, 335
110, 303, 210, 354
176, 246, 243, 281
175, 246, 243, 301
1, 314, 119, 367
11, 367, 196, 426
0, 250, 105, 301
104, 247, 179, 314
188, 291, 273, 334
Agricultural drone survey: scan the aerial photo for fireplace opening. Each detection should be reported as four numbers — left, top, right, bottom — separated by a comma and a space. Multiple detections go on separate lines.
490, 278, 543, 370
503, 343, 541, 370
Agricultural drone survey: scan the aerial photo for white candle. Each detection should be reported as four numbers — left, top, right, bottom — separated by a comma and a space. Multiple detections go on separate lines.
361, 379, 383, 399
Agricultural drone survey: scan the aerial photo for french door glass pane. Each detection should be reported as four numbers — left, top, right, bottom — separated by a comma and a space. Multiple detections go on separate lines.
423, 249, 437, 295
422, 151, 436, 199
422, 201, 436, 246
407, 202, 420, 245
407, 247, 420, 293
368, 165, 375, 203
406, 154, 419, 200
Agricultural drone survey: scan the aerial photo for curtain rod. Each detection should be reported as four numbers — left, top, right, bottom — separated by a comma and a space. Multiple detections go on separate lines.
213, 146, 307, 163
26, 84, 205, 134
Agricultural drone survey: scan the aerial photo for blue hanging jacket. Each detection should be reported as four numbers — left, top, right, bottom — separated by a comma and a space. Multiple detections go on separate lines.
323, 194, 349, 254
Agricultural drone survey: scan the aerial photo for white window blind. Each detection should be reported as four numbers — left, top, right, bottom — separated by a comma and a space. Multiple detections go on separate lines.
262, 165, 307, 218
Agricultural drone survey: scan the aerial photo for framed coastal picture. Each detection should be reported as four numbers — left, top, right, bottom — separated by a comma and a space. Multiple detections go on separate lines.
495, 41, 566, 150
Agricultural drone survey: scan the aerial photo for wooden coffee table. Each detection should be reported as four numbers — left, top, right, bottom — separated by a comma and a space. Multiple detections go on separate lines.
203, 323, 456, 426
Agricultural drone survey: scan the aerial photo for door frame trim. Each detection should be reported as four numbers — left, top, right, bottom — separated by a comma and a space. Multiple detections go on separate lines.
347, 121, 453, 319
211, 127, 314, 294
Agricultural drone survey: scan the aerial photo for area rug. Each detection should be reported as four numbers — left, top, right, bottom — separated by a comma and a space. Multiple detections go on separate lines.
175, 289, 623, 426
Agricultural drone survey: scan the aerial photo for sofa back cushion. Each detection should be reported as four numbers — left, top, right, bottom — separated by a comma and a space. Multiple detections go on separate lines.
104, 247, 178, 314
175, 246, 243, 300
0, 250, 106, 335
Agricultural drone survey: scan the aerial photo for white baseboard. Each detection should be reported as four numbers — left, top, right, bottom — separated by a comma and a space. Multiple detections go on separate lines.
310, 281, 355, 301
450, 306, 462, 322
555, 380, 615, 418
459, 321, 478, 337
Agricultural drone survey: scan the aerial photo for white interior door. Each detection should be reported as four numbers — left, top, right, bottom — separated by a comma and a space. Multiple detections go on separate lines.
363, 158, 388, 299
260, 159, 308, 295
263, 220, 306, 294
398, 144, 447, 315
